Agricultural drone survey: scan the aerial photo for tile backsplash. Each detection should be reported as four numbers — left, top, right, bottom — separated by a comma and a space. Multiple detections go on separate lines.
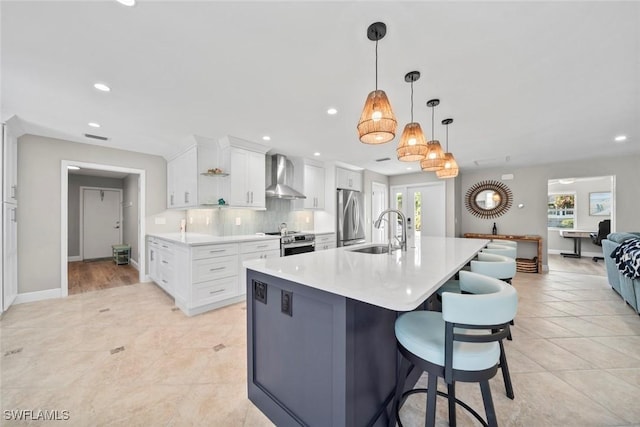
186, 198, 314, 235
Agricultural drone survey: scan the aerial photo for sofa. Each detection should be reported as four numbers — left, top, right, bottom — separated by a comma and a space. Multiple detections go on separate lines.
602, 232, 640, 312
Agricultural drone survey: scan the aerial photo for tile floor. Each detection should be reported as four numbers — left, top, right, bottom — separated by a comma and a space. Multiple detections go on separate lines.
2, 267, 640, 426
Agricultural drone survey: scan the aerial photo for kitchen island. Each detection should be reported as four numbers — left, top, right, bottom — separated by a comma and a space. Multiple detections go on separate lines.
244, 236, 488, 427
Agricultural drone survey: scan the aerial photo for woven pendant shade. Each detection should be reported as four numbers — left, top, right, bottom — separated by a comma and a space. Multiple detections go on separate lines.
397, 122, 428, 161
436, 152, 459, 178
358, 90, 397, 144
420, 140, 445, 171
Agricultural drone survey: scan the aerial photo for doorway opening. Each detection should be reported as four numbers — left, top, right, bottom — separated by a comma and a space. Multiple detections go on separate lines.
546, 175, 613, 276
61, 161, 146, 297
371, 181, 388, 244
390, 182, 446, 248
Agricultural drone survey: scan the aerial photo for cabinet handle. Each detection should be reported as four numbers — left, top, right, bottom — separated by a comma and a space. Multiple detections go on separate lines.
162, 260, 169, 264
208, 249, 225, 253
150, 250, 154, 261
11, 208, 17, 222
170, 194, 175, 206
246, 191, 250, 203
256, 244, 268, 249
251, 191, 254, 204
209, 289, 225, 295
11, 185, 17, 200
162, 245, 169, 249
162, 279, 168, 284
209, 267, 226, 272
184, 191, 189, 203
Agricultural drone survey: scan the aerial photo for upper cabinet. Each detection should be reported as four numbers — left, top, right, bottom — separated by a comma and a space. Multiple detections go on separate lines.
166, 136, 222, 209
3, 124, 18, 204
292, 158, 325, 210
218, 136, 270, 209
336, 167, 363, 192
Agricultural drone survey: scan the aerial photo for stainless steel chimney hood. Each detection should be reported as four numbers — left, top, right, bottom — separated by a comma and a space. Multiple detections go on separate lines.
265, 154, 306, 199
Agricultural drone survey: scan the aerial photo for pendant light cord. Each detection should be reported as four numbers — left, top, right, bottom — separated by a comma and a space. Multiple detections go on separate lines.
375, 39, 379, 90
431, 105, 435, 141
445, 123, 449, 151
410, 81, 414, 122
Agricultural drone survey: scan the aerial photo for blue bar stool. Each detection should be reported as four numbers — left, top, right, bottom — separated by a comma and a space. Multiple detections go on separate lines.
392, 271, 518, 427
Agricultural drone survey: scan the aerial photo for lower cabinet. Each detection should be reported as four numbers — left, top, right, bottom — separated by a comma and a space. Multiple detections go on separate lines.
147, 236, 281, 316
239, 240, 281, 295
315, 233, 337, 251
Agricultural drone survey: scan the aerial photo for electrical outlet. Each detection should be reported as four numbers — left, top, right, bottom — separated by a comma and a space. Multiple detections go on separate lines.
253, 280, 267, 304
189, 216, 194, 224
154, 217, 166, 225
206, 216, 210, 225
281, 290, 293, 316
306, 216, 310, 224
235, 217, 242, 226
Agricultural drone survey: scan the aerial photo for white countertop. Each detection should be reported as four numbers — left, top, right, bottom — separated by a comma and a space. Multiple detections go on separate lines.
147, 232, 280, 246
244, 237, 489, 312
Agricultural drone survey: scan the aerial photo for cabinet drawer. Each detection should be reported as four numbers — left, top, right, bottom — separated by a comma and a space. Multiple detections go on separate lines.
192, 243, 238, 260
316, 234, 336, 244
192, 255, 238, 283
240, 239, 280, 254
158, 250, 174, 268
193, 276, 238, 306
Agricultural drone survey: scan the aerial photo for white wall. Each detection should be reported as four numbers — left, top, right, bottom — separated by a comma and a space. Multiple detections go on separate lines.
460, 154, 640, 269
363, 170, 390, 242
17, 134, 178, 294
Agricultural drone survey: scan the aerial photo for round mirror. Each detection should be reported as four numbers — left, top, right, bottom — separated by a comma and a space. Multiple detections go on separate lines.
465, 180, 513, 219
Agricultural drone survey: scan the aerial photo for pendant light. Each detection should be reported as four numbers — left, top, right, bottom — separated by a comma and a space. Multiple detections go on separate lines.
357, 22, 397, 144
420, 99, 445, 171
436, 118, 459, 178
396, 71, 428, 162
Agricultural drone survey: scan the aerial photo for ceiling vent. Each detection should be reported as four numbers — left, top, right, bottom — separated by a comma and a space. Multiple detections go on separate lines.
473, 155, 510, 167
375, 157, 391, 162
84, 133, 109, 141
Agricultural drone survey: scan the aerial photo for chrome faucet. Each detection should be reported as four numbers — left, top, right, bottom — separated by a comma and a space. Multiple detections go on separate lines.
374, 209, 407, 253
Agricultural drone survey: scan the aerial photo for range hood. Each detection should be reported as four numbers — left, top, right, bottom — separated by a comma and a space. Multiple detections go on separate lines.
265, 154, 306, 199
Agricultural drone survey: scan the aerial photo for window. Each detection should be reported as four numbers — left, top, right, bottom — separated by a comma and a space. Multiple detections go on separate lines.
548, 192, 576, 229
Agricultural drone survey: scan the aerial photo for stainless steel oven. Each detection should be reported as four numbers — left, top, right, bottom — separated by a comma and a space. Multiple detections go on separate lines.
281, 234, 315, 257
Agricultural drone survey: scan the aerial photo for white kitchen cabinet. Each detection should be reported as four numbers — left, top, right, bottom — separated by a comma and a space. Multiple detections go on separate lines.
315, 232, 336, 251
238, 239, 280, 294
218, 136, 269, 209
166, 137, 222, 209
292, 158, 325, 210
147, 237, 178, 296
175, 243, 242, 316
167, 145, 198, 208
336, 167, 363, 192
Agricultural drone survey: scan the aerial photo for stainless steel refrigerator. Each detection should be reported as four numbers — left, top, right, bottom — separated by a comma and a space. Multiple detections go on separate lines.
337, 189, 365, 247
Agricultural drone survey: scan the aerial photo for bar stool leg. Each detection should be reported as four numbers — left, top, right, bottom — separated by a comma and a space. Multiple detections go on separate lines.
390, 357, 412, 427
479, 380, 498, 427
499, 340, 514, 399
447, 382, 457, 427
425, 373, 438, 427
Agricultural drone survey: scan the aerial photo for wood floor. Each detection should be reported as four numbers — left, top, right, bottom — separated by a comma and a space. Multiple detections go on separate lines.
68, 259, 139, 295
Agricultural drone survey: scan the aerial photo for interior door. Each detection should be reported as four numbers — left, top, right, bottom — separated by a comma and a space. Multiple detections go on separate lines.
83, 188, 122, 259
408, 184, 446, 244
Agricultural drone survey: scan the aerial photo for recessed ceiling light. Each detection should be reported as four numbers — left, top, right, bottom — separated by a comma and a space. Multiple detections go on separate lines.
262, 136, 271, 141
406, 167, 413, 170
94, 83, 111, 92
67, 166, 80, 170
88, 122, 101, 128
116, 0, 136, 6
614, 135, 627, 142
327, 108, 338, 115
313, 152, 321, 156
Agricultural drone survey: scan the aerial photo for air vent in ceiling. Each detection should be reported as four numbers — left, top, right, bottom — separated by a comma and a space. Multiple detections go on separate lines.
84, 133, 109, 141
473, 155, 510, 167
375, 157, 391, 162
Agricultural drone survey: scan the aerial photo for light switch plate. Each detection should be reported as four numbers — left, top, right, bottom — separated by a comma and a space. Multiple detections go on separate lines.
154, 217, 166, 225
235, 217, 242, 225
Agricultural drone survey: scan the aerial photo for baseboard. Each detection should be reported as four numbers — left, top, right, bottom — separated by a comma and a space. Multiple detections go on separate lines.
14, 288, 62, 305
130, 258, 139, 270
68, 256, 82, 262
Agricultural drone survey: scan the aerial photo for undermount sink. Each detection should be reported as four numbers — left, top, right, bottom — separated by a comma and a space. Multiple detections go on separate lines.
348, 244, 390, 254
